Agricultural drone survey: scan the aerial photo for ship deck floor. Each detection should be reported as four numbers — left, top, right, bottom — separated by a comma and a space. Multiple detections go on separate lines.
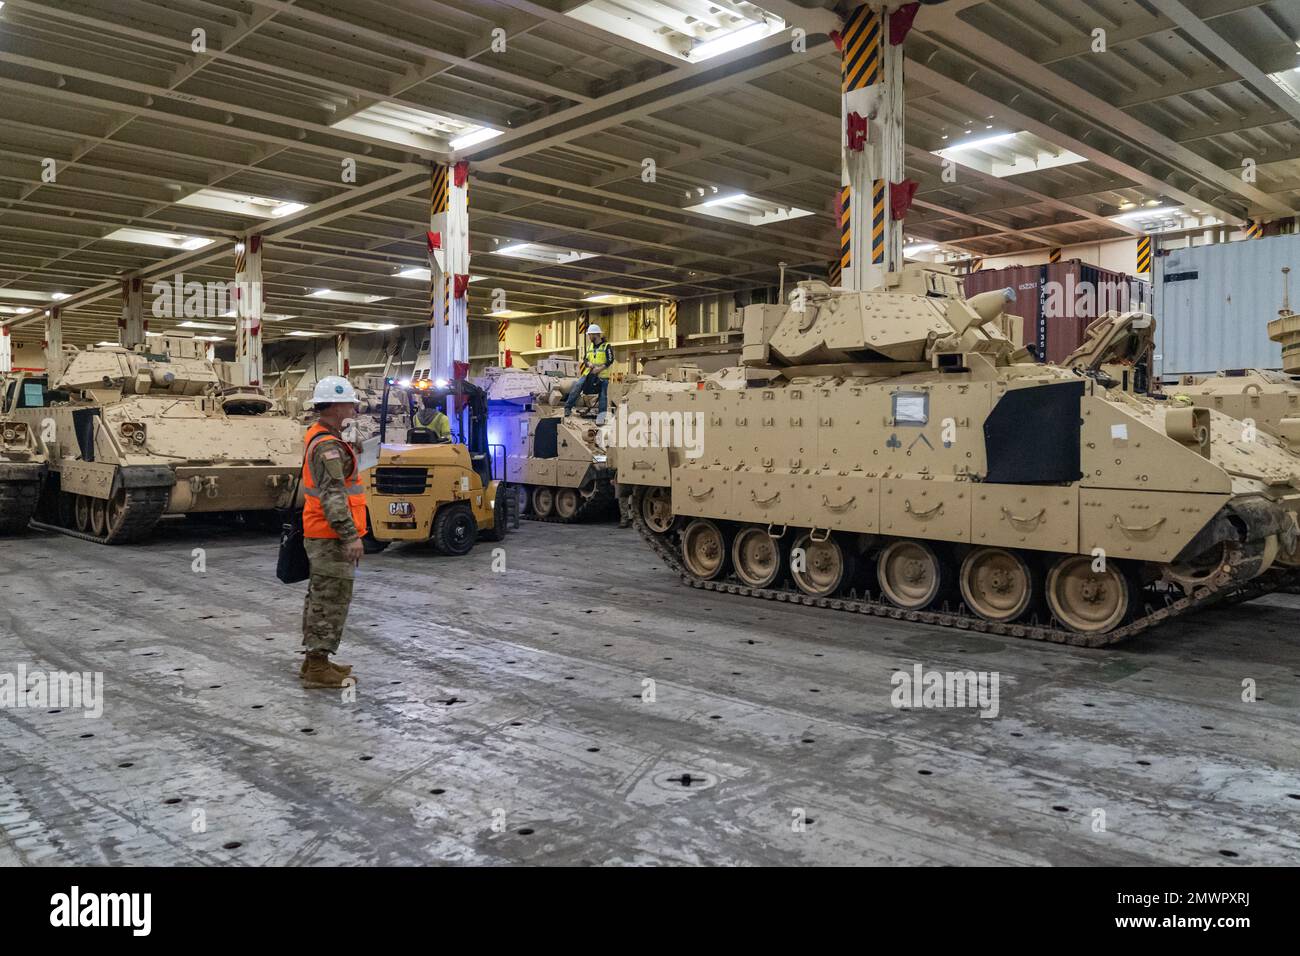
2, 519, 1298, 866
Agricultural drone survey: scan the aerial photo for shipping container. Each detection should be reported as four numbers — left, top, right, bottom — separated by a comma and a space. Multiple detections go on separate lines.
1154, 233, 1300, 378
961, 260, 1149, 364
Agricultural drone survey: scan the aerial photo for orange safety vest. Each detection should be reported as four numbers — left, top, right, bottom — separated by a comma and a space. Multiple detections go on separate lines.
301, 422, 367, 539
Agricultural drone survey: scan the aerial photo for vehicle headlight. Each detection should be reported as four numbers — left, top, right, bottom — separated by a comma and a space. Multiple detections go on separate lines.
119, 422, 147, 445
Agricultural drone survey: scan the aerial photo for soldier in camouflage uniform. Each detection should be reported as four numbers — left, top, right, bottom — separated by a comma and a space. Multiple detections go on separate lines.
300, 376, 368, 688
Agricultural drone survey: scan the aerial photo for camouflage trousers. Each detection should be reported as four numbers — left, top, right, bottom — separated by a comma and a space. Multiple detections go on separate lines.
302, 537, 355, 655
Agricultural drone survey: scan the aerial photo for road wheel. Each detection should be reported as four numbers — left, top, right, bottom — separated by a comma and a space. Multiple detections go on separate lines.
959, 547, 1037, 623
640, 486, 674, 534
74, 494, 91, 533
732, 525, 785, 589
432, 503, 477, 556
1046, 555, 1132, 635
531, 486, 554, 519
106, 489, 130, 538
878, 539, 949, 610
555, 488, 580, 520
680, 518, 730, 580
791, 532, 856, 598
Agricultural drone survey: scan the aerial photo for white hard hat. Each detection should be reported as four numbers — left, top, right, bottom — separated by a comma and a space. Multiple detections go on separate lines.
586, 324, 603, 335
307, 375, 360, 408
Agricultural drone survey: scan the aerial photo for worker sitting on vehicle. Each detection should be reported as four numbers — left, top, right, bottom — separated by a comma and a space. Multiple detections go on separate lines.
564, 323, 614, 420
410, 393, 451, 442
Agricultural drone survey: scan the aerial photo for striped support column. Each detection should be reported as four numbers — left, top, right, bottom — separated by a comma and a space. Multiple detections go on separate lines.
1048, 247, 1062, 264
839, 3, 900, 290
234, 235, 264, 386
427, 162, 471, 380
839, 185, 852, 281
1136, 235, 1152, 275
871, 179, 885, 265
1245, 219, 1264, 240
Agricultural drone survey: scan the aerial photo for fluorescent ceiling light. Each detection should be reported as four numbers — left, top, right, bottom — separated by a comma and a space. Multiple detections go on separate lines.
449, 127, 502, 151
903, 243, 937, 256
287, 330, 326, 337
331, 102, 501, 153
308, 290, 390, 304
684, 193, 813, 227
175, 188, 307, 220
701, 192, 749, 207
940, 132, 1017, 153
218, 310, 295, 321
95, 341, 120, 348
583, 294, 649, 305
565, 2, 785, 62
178, 320, 235, 331
0, 289, 59, 303
193, 335, 225, 342
489, 310, 533, 319
395, 267, 486, 282
341, 321, 397, 331
51, 292, 69, 300
690, 19, 783, 61
1111, 205, 1179, 222
931, 131, 1086, 179
103, 228, 215, 251
494, 242, 596, 265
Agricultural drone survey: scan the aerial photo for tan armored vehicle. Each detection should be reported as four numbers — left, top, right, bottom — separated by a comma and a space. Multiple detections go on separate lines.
480, 359, 618, 522
1172, 269, 1300, 449
612, 266, 1300, 646
0, 379, 47, 534
3, 332, 302, 543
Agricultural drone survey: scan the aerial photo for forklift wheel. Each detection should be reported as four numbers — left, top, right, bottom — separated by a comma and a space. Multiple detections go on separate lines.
431, 503, 478, 556
479, 489, 510, 542
361, 510, 389, 553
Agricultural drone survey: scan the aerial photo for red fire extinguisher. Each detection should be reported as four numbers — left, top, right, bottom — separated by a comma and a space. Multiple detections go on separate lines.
535, 330, 542, 348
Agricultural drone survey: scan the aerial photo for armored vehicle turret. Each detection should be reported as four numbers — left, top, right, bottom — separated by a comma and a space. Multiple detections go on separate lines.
0, 380, 47, 534
479, 358, 619, 523
3, 332, 302, 543
612, 266, 1300, 646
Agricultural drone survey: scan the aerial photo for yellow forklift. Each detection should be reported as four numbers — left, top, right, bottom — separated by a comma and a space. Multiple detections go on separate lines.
361, 376, 515, 555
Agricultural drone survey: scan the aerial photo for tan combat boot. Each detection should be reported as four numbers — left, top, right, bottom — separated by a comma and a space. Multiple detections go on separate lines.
297, 658, 353, 681
300, 651, 355, 689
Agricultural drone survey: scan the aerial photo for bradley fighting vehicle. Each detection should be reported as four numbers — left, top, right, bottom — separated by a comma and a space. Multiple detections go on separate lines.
479, 358, 619, 523
1172, 267, 1300, 451
612, 266, 1300, 646
0, 381, 47, 534
2, 332, 302, 543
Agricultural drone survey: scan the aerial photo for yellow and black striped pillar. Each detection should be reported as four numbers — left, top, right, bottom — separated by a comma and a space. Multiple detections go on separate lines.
497, 318, 508, 344
839, 186, 851, 280
1136, 234, 1152, 275
871, 180, 885, 265
828, 258, 842, 287
968, 257, 983, 274
1245, 219, 1264, 240
1048, 247, 1062, 264
840, 5, 882, 93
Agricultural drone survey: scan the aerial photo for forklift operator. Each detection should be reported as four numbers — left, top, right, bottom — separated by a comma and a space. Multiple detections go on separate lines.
411, 393, 451, 442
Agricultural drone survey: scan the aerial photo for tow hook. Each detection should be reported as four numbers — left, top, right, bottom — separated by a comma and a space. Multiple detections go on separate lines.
190, 475, 220, 499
